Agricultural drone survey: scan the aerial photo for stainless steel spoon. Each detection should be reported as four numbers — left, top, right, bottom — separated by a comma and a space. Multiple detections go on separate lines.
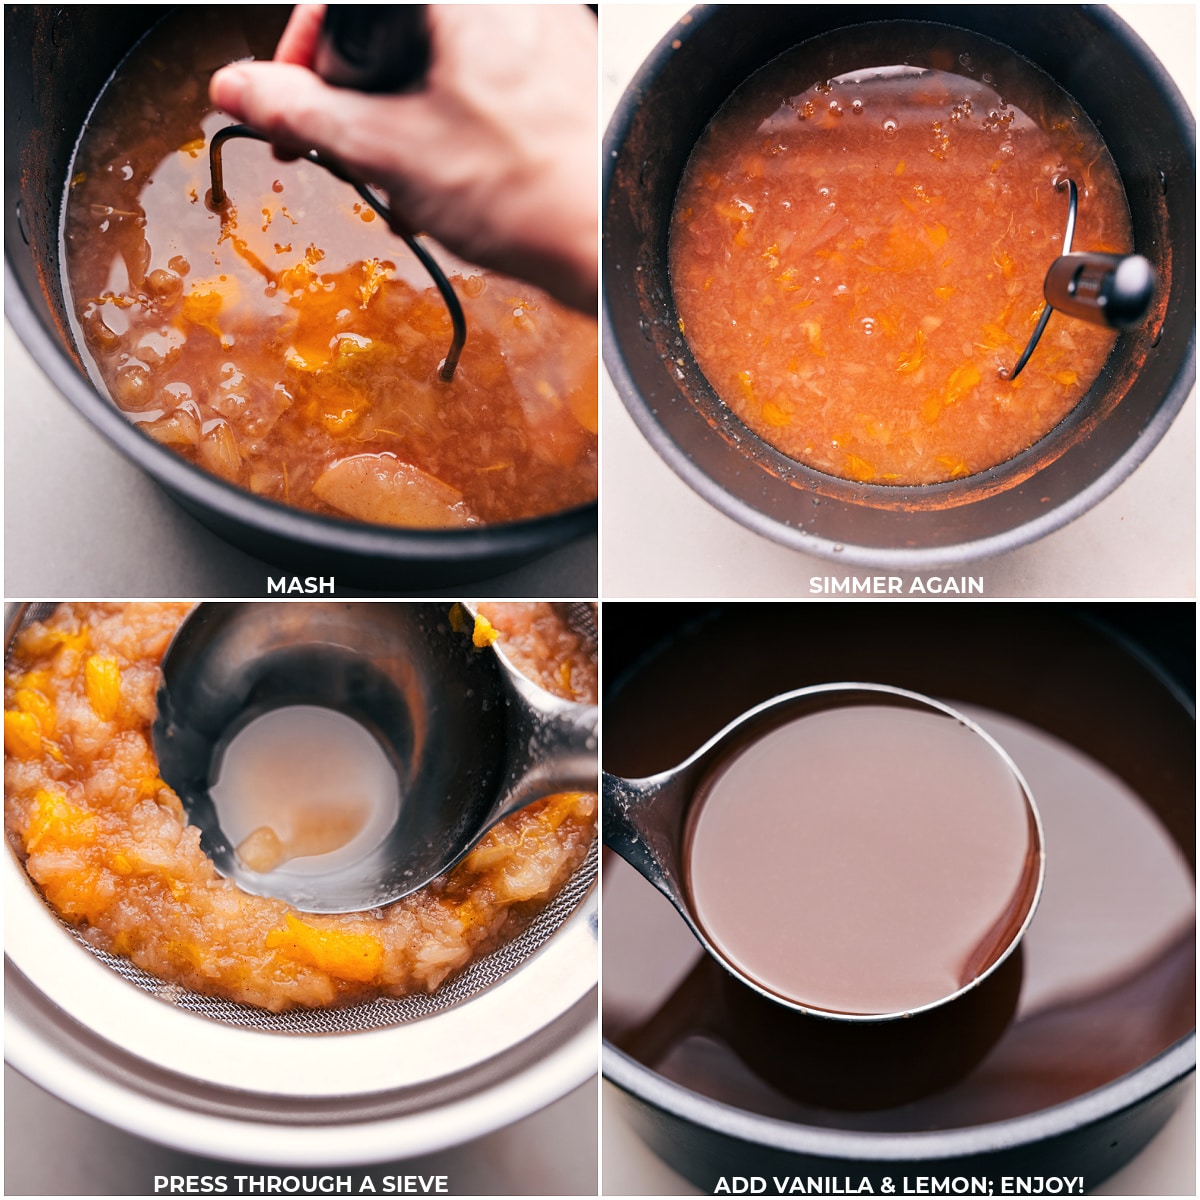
153, 602, 596, 912
604, 681, 1044, 1021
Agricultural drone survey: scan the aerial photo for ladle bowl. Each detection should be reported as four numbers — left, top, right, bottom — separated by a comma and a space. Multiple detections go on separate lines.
605, 682, 1044, 1024
153, 602, 598, 912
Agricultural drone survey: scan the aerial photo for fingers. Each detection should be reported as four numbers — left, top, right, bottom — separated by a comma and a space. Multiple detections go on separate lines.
205, 5, 600, 311
210, 61, 375, 168
274, 4, 326, 67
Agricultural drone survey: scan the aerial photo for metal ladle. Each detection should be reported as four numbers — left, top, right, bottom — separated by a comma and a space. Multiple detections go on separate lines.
604, 682, 1044, 1021
153, 603, 597, 913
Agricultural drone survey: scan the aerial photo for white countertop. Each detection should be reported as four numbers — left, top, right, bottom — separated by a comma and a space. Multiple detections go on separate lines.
5, 1065, 598, 1196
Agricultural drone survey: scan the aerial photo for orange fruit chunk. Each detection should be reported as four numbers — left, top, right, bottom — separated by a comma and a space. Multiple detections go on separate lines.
27, 788, 96, 853
5, 710, 43, 758
266, 914, 384, 983
84, 655, 122, 721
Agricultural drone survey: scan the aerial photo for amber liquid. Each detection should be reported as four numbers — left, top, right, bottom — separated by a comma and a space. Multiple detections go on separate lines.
687, 705, 1036, 1015
210, 705, 399, 876
670, 23, 1132, 484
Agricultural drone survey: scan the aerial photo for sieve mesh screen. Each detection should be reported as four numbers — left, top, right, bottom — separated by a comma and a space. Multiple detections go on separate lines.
57, 840, 596, 1033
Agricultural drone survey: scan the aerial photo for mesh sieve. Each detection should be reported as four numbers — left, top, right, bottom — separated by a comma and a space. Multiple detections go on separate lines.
59, 840, 597, 1033
6, 601, 597, 1037
567, 601, 598, 643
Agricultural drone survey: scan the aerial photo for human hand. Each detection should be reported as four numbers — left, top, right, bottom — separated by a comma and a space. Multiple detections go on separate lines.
210, 4, 598, 313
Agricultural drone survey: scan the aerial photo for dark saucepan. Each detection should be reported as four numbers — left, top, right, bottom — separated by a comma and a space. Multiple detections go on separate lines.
604, 5, 1195, 566
603, 602, 1195, 1189
5, 5, 596, 587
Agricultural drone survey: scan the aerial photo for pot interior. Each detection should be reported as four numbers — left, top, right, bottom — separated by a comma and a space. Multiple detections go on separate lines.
5, 6, 596, 581
604, 6, 1196, 559
602, 604, 1195, 1130
7, 7, 167, 378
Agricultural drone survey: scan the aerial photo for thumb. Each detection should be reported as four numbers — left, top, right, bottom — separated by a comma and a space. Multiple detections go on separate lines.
210, 62, 368, 166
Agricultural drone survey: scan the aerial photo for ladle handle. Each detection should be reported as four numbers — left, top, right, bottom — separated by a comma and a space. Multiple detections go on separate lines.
492, 690, 598, 822
602, 770, 692, 914
314, 5, 431, 94
1043, 252, 1155, 329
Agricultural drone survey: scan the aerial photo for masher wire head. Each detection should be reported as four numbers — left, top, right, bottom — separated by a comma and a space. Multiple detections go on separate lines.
208, 124, 466, 382
1003, 178, 1155, 380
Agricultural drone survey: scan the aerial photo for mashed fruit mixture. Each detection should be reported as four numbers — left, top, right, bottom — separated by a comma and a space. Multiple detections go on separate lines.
671, 25, 1132, 485
4, 604, 596, 1012
470, 602, 598, 703
64, 9, 597, 528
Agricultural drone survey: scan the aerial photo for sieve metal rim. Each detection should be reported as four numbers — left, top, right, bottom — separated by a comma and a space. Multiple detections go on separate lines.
3, 602, 598, 1161
5, 836, 596, 1079
5, 820, 597, 1162
6, 956, 596, 1166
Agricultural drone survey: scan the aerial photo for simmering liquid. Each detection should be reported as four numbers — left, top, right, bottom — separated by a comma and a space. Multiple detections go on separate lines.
671, 24, 1132, 484
210, 705, 399, 875
687, 705, 1036, 1015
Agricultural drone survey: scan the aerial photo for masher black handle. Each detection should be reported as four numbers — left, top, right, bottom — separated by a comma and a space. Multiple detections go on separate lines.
314, 5, 431, 94
1043, 252, 1155, 330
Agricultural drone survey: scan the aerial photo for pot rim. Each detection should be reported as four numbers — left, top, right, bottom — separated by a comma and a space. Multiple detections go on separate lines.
4, 268, 597, 570
602, 1034, 1195, 1162
602, 4, 1197, 569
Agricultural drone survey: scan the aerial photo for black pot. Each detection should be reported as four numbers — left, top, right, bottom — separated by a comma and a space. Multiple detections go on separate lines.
603, 602, 1195, 1190
4, 5, 596, 588
604, 5, 1196, 567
